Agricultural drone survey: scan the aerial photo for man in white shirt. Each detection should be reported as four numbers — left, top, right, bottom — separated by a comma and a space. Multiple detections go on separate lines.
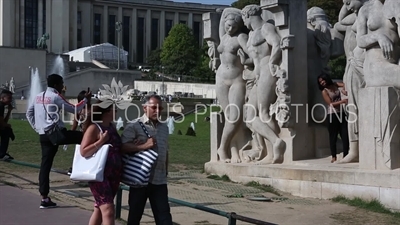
26, 74, 91, 209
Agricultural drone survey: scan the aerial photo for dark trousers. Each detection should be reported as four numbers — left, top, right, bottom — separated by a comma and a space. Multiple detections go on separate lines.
327, 111, 349, 158
127, 183, 173, 225
0, 127, 13, 157
39, 129, 83, 197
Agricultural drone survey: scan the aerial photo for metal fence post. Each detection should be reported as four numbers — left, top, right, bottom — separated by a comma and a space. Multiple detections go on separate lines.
228, 212, 237, 225
115, 187, 123, 219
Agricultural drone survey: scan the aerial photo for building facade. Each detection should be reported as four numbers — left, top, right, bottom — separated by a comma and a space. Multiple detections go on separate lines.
0, 0, 226, 64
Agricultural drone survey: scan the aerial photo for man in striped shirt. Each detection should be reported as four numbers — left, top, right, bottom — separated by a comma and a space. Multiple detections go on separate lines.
121, 95, 172, 225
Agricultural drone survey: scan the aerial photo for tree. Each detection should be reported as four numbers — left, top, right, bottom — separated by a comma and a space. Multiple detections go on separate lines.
192, 40, 215, 83
160, 24, 199, 75
231, 0, 260, 9
146, 48, 162, 69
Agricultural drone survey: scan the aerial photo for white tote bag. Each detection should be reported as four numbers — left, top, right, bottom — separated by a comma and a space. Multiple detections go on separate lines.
70, 123, 110, 182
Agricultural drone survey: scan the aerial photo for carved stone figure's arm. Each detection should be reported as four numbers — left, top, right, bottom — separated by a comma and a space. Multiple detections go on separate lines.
262, 23, 282, 68
341, 13, 356, 26
237, 33, 253, 66
338, 4, 351, 22
238, 34, 254, 66
219, 13, 226, 41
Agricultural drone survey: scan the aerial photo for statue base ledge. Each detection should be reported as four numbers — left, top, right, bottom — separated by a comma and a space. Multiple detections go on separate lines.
205, 158, 400, 211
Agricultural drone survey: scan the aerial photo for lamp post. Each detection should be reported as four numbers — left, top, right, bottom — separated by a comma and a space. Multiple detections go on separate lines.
162, 66, 165, 96
115, 21, 122, 70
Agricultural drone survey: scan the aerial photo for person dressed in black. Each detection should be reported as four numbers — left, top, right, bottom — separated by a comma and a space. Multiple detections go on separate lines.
26, 74, 91, 209
0, 90, 15, 160
317, 73, 350, 163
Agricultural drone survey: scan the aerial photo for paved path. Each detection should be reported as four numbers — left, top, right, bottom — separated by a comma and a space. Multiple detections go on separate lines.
1, 164, 398, 225
0, 184, 103, 225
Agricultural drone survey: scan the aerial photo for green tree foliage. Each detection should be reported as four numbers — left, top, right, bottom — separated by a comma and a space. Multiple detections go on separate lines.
160, 24, 199, 75
146, 48, 162, 68
231, 0, 260, 9
328, 55, 347, 79
192, 41, 215, 83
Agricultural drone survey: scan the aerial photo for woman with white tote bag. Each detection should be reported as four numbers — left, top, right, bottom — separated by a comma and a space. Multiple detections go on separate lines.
79, 102, 123, 225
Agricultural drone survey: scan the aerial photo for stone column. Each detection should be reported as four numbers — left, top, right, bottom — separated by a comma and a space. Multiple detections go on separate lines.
19, 0, 25, 47
50, 0, 70, 53
131, 8, 137, 63
261, 0, 313, 162
160, 10, 165, 46
188, 12, 193, 29
0, 0, 16, 46
15, 0, 20, 47
38, 0, 43, 37
69, 0, 78, 50
102, 5, 108, 43
80, 0, 91, 47
145, 9, 151, 59
45, 0, 51, 49
174, 12, 179, 25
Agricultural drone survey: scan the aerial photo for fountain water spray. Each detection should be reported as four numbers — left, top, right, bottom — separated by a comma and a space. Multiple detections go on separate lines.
28, 67, 43, 106
49, 55, 65, 77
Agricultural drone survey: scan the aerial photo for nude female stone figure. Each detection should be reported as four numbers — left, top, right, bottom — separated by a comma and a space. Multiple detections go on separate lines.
355, 0, 400, 165
215, 8, 249, 163
334, 0, 367, 163
239, 5, 285, 164
356, 0, 400, 88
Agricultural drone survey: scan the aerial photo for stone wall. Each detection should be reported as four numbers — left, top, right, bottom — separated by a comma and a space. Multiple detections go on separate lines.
0, 47, 47, 94
63, 69, 142, 97
134, 81, 216, 98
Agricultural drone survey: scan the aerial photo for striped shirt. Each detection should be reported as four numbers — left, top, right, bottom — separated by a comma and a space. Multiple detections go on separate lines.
121, 114, 169, 185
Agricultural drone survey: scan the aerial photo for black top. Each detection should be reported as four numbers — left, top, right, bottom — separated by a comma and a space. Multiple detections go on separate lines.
0, 102, 5, 118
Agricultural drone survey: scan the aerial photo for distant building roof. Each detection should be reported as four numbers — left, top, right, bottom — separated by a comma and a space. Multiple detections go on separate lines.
66, 43, 128, 63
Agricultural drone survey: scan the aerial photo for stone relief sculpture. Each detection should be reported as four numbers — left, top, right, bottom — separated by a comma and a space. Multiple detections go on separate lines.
306, 7, 335, 121
214, 7, 250, 163
333, 0, 367, 163
238, 5, 286, 164
383, 0, 400, 35
356, 0, 400, 167
9, 77, 15, 93
357, 0, 400, 88
307, 7, 332, 73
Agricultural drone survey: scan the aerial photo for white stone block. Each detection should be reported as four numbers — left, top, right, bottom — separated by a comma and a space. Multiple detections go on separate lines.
321, 182, 340, 199
300, 181, 322, 198
379, 188, 400, 210
339, 184, 380, 200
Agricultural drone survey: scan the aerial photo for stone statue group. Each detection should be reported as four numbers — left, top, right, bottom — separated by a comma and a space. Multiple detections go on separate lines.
207, 0, 400, 167
207, 5, 287, 164
312, 0, 400, 165
1, 77, 15, 93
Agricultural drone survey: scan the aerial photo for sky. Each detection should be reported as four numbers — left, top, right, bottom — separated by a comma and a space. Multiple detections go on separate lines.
171, 0, 234, 6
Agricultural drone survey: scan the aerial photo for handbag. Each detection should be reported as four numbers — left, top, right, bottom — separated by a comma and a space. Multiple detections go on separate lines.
70, 123, 110, 182
42, 91, 67, 146
121, 121, 158, 187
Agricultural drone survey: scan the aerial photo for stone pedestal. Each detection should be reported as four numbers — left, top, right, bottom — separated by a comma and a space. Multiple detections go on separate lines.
359, 87, 400, 170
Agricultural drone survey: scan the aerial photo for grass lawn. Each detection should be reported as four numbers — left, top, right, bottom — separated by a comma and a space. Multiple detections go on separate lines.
3, 107, 216, 172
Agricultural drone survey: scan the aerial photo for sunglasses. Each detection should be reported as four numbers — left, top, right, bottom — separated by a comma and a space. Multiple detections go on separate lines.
149, 105, 164, 111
